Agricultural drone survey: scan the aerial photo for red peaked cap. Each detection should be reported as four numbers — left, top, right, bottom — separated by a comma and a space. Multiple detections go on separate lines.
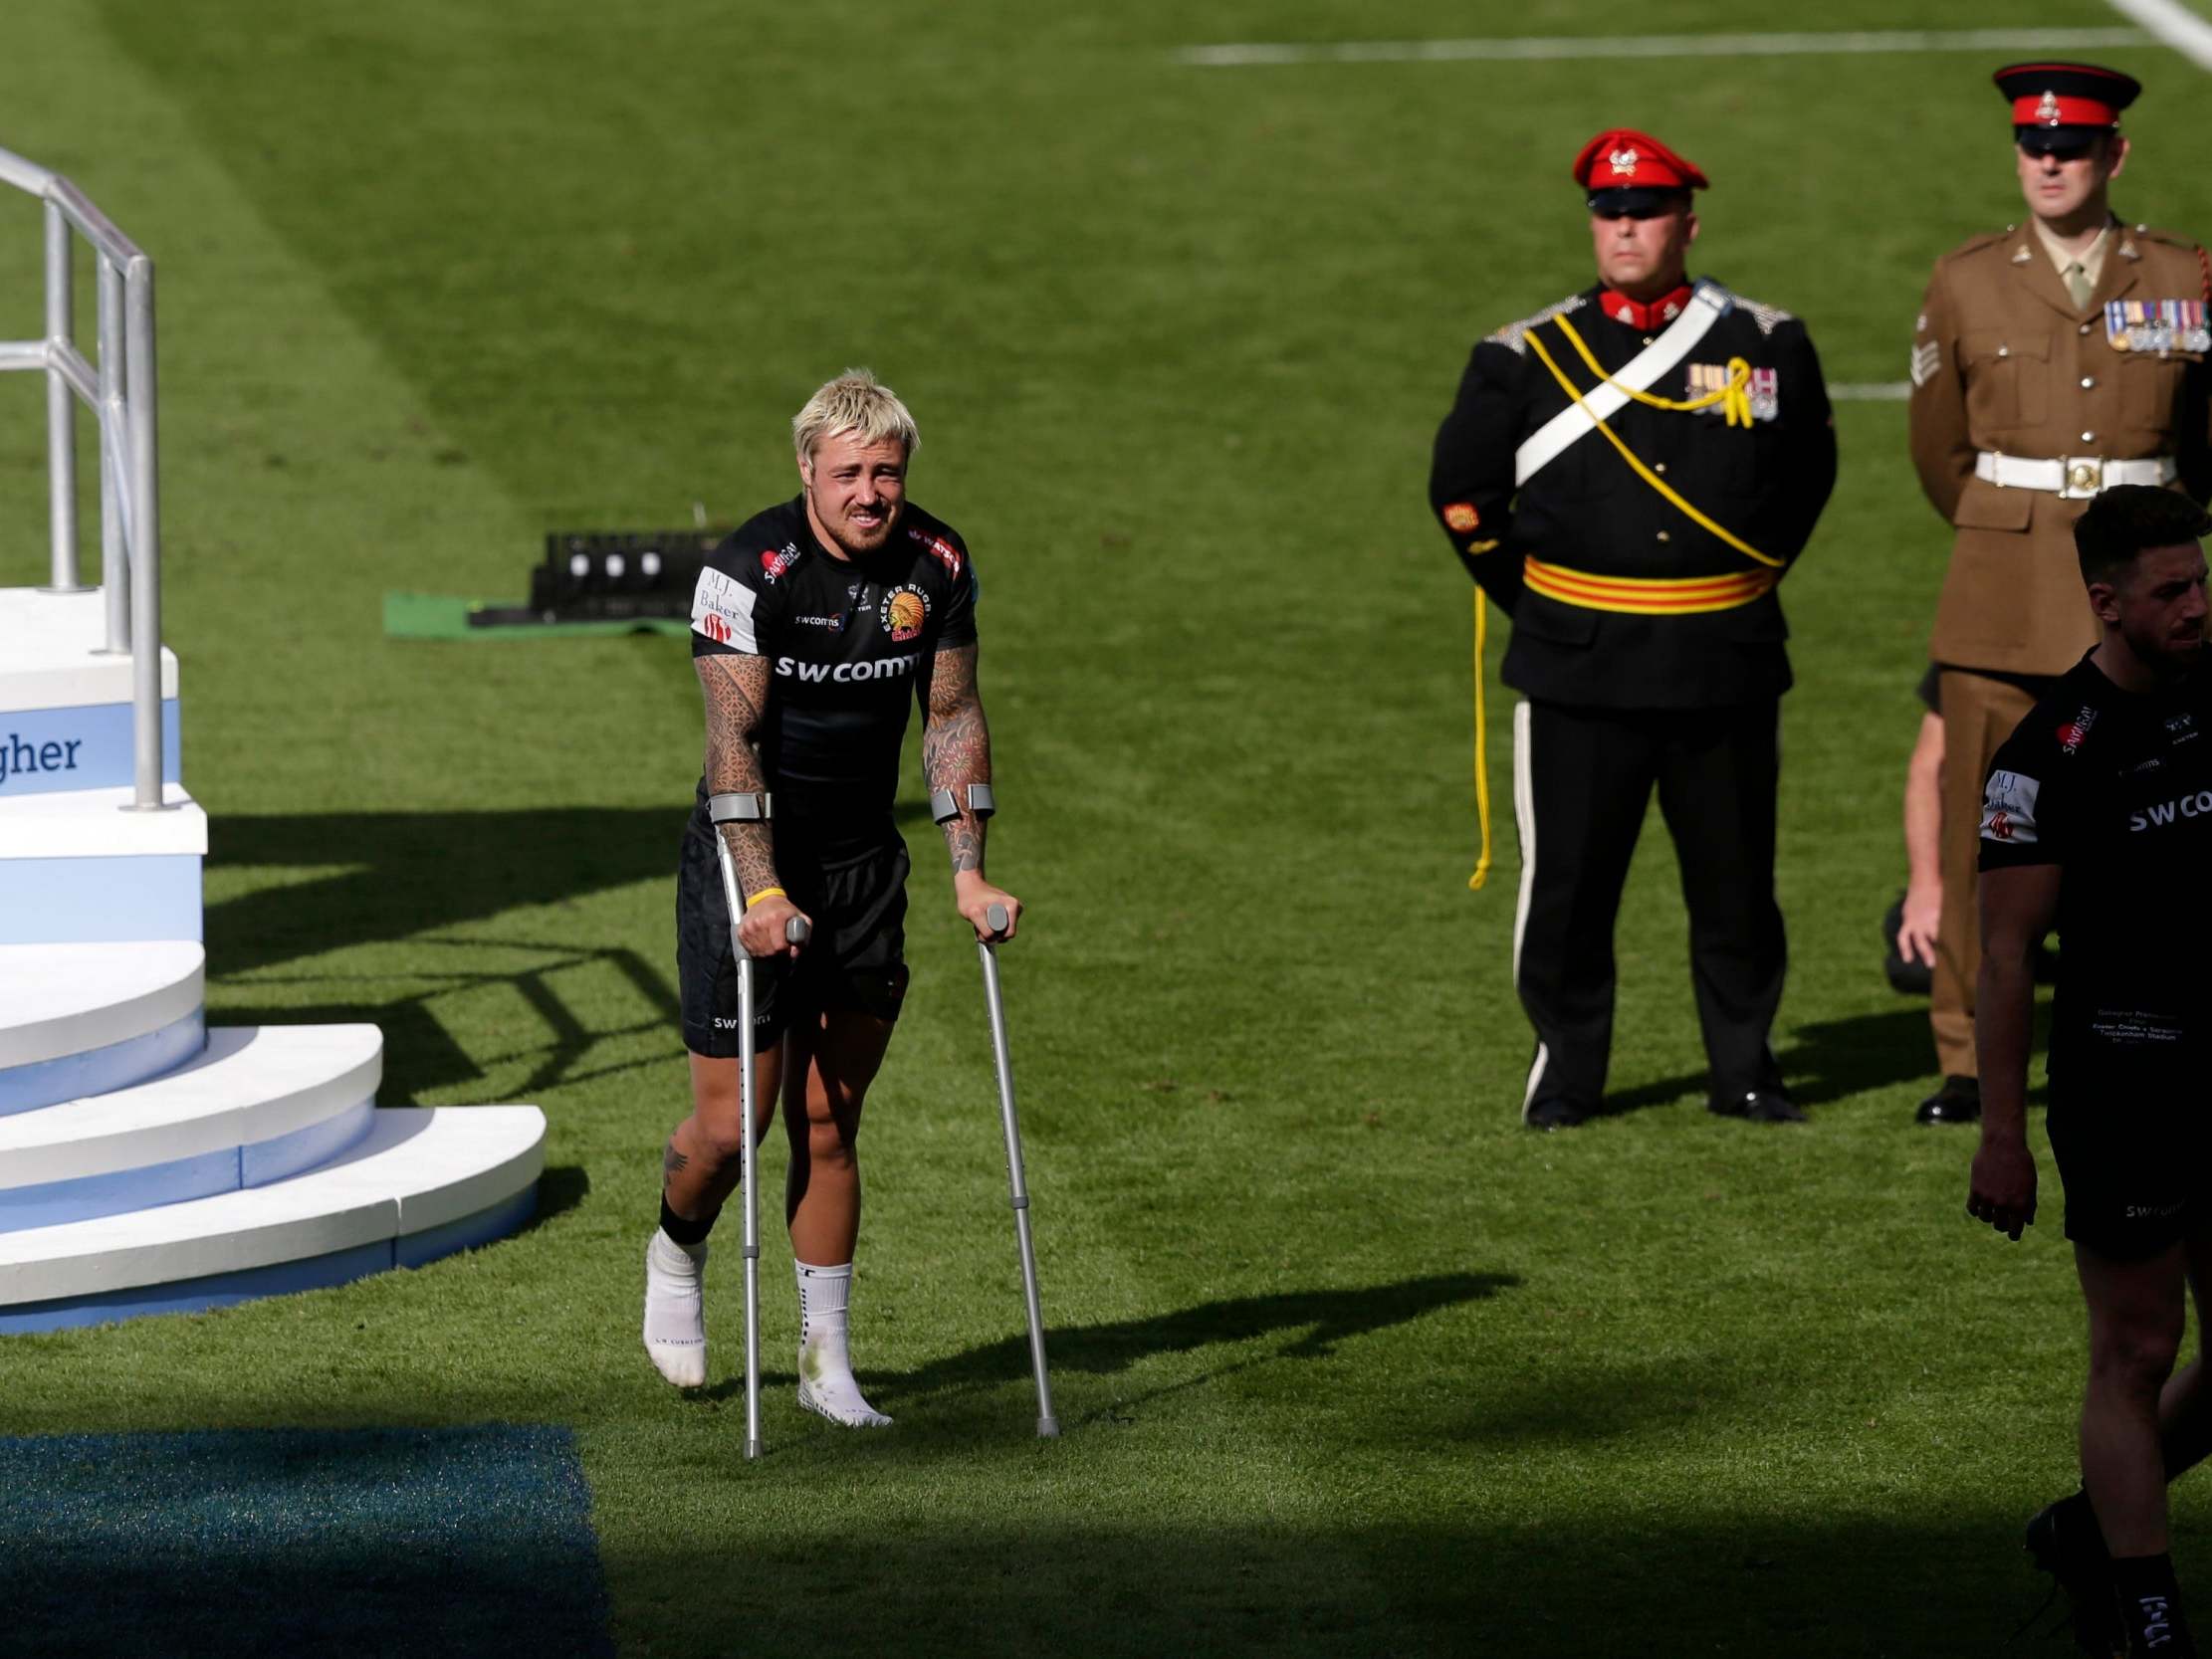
1571, 128, 1709, 194
1993, 61, 2140, 132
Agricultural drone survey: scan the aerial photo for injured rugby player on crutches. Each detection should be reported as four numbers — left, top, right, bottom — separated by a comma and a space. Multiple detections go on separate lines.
642, 368, 1023, 1437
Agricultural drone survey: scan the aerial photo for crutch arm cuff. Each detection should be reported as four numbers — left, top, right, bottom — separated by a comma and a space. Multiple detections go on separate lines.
930, 783, 996, 823
710, 791, 773, 824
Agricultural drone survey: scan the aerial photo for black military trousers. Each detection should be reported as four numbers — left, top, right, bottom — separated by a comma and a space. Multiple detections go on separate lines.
1509, 697, 1786, 1115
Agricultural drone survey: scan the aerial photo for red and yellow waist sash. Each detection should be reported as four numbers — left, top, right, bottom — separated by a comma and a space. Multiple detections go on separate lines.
1520, 557, 1776, 615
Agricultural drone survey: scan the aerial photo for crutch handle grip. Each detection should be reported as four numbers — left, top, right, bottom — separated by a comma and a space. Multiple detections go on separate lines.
786, 917, 810, 945
987, 902, 1009, 934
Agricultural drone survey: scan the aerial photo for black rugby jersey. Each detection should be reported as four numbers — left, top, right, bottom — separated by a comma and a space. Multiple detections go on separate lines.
690, 496, 977, 824
1979, 651, 2212, 1081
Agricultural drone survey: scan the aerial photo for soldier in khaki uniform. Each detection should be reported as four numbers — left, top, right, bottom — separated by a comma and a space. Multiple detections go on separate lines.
1907, 61, 2212, 1128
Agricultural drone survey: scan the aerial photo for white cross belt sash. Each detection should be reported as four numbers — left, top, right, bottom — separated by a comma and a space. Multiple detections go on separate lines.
1513, 281, 1734, 487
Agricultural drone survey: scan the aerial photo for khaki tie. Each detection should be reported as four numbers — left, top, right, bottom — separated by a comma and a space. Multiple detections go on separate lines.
2064, 260, 2094, 309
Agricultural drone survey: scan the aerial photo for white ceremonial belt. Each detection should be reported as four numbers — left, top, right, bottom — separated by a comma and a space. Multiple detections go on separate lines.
1975, 451, 2177, 500
1513, 280, 1734, 487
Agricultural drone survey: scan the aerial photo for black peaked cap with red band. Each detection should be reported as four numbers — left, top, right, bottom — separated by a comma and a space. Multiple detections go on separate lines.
1572, 127, 1707, 215
1994, 61, 2140, 151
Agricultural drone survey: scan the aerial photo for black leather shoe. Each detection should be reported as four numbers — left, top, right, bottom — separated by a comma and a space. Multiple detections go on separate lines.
1708, 1089, 1807, 1125
1915, 1074, 1981, 1126
1524, 1098, 1594, 1132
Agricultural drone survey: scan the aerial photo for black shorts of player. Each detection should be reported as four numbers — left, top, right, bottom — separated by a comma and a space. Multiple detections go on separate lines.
675, 816, 911, 1058
2048, 1073, 2212, 1260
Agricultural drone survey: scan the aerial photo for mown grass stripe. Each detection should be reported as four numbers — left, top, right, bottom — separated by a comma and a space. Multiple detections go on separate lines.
1175, 28, 2148, 68
2103, 0, 2212, 71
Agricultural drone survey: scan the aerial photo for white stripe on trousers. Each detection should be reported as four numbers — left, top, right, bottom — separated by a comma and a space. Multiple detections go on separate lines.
1511, 701, 1548, 1116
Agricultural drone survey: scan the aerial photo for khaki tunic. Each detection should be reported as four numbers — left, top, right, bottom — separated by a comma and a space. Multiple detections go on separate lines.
1909, 221, 2212, 674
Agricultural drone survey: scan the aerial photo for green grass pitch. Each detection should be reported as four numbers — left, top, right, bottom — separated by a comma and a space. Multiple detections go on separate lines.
0, 1, 2200, 1652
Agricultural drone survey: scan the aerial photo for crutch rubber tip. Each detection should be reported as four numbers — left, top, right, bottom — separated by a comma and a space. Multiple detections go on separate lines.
746, 1439, 764, 1459
1036, 1418, 1060, 1438
987, 902, 1009, 933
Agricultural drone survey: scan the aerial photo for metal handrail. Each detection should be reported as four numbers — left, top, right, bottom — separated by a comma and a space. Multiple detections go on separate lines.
0, 140, 162, 810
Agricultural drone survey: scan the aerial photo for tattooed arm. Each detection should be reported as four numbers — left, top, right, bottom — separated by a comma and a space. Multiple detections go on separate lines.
922, 643, 1021, 939
698, 652, 806, 957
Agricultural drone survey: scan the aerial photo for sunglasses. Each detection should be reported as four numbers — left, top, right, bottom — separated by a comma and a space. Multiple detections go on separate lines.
2018, 137, 2100, 163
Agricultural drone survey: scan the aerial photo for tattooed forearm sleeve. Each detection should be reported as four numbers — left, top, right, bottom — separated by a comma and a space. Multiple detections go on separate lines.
697, 653, 780, 898
921, 644, 992, 875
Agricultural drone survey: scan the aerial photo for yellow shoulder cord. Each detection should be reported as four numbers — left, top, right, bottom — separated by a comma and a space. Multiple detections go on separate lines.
1523, 322, 1786, 570
1554, 312, 1755, 428
1469, 588, 1491, 891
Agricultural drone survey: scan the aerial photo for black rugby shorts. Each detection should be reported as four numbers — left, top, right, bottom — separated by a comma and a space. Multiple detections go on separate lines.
676, 818, 911, 1057
2047, 1070, 2212, 1260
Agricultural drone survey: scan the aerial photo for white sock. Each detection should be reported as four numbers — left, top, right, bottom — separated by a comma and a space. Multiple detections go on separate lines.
642, 1228, 708, 1388
794, 1260, 892, 1427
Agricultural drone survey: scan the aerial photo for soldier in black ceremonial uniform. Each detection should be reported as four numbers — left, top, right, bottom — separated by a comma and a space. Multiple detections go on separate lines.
1430, 128, 1837, 1131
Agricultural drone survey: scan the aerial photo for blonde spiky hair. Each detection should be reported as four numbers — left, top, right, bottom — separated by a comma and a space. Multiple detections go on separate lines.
791, 368, 919, 463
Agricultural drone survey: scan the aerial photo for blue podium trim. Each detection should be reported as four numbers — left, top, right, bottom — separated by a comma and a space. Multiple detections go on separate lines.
0, 1180, 541, 1333
0, 1010, 205, 1118
0, 699, 180, 799
0, 853, 203, 944
0, 1098, 375, 1233
398, 1185, 540, 1268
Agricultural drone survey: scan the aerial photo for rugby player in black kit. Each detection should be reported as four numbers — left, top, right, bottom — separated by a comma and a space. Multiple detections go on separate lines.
1971, 486, 2212, 1656
641, 371, 1019, 1428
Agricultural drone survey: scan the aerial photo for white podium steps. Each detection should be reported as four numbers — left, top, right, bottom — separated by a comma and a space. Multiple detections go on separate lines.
0, 585, 200, 946
0, 582, 542, 1333
0, 586, 180, 798
0, 1025, 381, 1231
0, 1105, 547, 1333
0, 940, 206, 1114
0, 782, 207, 946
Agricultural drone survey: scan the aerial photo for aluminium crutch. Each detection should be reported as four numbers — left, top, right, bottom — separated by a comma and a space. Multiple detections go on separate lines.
709, 790, 807, 1461
978, 896, 1057, 1437
938, 778, 1057, 1438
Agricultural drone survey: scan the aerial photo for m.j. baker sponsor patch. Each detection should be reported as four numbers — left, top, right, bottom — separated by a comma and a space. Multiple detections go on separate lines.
692, 566, 758, 650
1980, 769, 2041, 845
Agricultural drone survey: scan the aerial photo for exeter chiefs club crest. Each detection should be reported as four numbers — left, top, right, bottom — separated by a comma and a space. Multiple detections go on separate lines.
879, 583, 930, 643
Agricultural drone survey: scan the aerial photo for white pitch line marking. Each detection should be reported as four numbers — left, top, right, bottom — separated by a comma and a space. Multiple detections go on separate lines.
1174, 28, 2146, 68
2101, 0, 2212, 70
1831, 382, 1911, 401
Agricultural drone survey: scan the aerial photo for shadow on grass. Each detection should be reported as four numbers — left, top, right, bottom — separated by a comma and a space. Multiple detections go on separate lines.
516, 1164, 590, 1236
221, 938, 684, 1103
1602, 1006, 1928, 1118
594, 1509, 2075, 1658
1602, 1002, 2059, 1119
208, 804, 934, 978
726, 1274, 1518, 1418
208, 808, 694, 976
204, 806, 928, 1102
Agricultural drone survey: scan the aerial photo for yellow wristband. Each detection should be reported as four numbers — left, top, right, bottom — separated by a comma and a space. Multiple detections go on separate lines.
745, 886, 786, 908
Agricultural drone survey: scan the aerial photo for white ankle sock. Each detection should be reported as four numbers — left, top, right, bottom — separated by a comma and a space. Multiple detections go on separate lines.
642, 1228, 708, 1388
794, 1260, 891, 1427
